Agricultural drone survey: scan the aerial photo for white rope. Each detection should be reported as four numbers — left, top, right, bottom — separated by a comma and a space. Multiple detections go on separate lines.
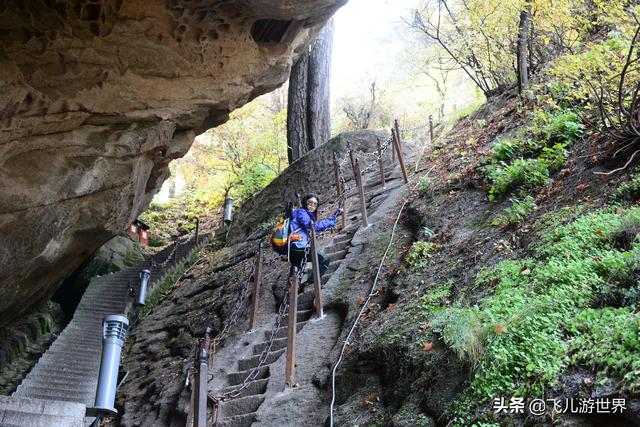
329, 198, 408, 427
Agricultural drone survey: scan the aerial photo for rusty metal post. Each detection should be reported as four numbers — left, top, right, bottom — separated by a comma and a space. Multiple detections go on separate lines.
332, 153, 347, 229
195, 218, 200, 244
391, 127, 409, 184
429, 115, 434, 142
285, 271, 299, 388
391, 132, 396, 162
194, 326, 211, 427
347, 142, 356, 175
354, 159, 369, 228
332, 152, 342, 196
376, 138, 386, 188
249, 242, 263, 330
309, 225, 323, 318
173, 238, 178, 264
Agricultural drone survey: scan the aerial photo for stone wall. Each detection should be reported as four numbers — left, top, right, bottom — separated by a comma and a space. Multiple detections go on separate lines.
227, 129, 393, 243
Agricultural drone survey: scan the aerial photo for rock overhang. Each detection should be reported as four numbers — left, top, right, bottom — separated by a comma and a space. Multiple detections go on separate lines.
0, 0, 347, 325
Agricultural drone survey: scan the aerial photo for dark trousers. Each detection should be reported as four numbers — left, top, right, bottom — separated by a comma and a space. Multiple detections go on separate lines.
289, 246, 331, 280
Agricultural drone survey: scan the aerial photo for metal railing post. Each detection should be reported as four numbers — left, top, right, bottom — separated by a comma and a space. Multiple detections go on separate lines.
249, 242, 263, 330
135, 268, 150, 306
224, 196, 234, 225
348, 142, 356, 175
376, 138, 386, 188
194, 326, 211, 427
195, 218, 200, 244
354, 159, 369, 228
332, 153, 347, 229
93, 315, 129, 415
391, 125, 409, 184
285, 271, 299, 388
309, 225, 323, 318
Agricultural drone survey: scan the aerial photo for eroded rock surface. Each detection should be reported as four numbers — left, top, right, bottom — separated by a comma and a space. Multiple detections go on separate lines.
0, 0, 345, 325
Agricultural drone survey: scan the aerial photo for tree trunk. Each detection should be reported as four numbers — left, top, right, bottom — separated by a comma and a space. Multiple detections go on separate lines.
307, 18, 333, 151
287, 53, 308, 163
287, 19, 333, 164
516, 2, 532, 94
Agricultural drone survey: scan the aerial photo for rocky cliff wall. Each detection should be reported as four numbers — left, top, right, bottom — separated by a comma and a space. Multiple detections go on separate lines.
0, 0, 345, 326
227, 129, 393, 243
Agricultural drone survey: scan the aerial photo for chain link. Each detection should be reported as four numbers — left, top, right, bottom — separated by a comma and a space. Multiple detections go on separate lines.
212, 288, 290, 401
156, 234, 195, 268
212, 259, 255, 348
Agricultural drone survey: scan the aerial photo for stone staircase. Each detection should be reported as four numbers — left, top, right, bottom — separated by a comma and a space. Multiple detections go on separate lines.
209, 160, 405, 426
0, 234, 208, 425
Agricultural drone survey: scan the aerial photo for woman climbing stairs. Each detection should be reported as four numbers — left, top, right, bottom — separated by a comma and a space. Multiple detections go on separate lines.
207, 155, 409, 426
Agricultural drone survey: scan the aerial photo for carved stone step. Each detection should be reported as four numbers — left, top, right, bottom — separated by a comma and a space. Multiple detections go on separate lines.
237, 348, 285, 371
218, 379, 268, 399
218, 412, 256, 427
226, 366, 270, 386
219, 394, 265, 418
252, 337, 287, 355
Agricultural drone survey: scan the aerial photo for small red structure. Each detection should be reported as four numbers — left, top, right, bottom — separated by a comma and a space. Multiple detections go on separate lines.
128, 223, 139, 240
128, 219, 150, 246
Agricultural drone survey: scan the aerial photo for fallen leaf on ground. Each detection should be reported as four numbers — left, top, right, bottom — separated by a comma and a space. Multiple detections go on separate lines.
422, 342, 433, 351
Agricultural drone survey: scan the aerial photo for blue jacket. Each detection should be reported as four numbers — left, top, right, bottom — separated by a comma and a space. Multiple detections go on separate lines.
289, 208, 337, 249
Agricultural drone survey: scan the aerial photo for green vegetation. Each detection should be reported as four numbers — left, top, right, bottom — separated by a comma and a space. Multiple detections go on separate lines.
405, 241, 437, 272
481, 109, 582, 201
492, 196, 536, 227
420, 280, 453, 316
568, 307, 640, 391
417, 176, 431, 193
137, 251, 199, 320
425, 206, 640, 422
140, 96, 287, 241
140, 195, 214, 246
610, 165, 640, 205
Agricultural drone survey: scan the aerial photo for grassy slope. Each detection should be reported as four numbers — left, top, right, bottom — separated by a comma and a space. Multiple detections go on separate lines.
336, 88, 640, 426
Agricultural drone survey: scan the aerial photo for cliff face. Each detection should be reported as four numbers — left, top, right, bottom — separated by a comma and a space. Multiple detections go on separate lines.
0, 0, 345, 326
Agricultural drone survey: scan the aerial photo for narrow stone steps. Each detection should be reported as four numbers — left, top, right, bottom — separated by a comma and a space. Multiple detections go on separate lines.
16, 380, 96, 395
0, 409, 79, 427
281, 309, 314, 324
219, 379, 268, 399
323, 242, 349, 254
326, 248, 347, 260
237, 349, 285, 371
218, 412, 256, 427
219, 395, 265, 418
327, 259, 343, 274
47, 337, 102, 347
333, 233, 353, 245
8, 236, 204, 412
36, 357, 100, 371
41, 350, 100, 363
269, 321, 306, 340
17, 377, 96, 392
19, 388, 93, 403
227, 366, 269, 386
23, 370, 93, 383
252, 337, 287, 355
